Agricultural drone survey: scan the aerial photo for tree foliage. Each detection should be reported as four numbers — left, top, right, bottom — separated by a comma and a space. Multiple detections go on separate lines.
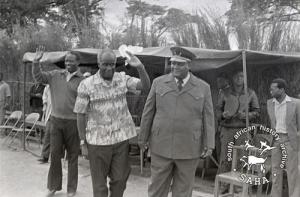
227, 0, 300, 27
0, 0, 70, 33
125, 0, 168, 47
226, 0, 300, 52
0, 0, 104, 37
171, 10, 230, 49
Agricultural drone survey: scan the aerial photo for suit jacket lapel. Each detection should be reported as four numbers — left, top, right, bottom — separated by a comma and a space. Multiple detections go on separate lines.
163, 74, 178, 92
179, 76, 194, 95
163, 73, 195, 94
268, 101, 276, 128
286, 101, 294, 125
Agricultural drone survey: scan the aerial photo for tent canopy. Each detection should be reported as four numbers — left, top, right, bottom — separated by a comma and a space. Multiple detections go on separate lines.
23, 47, 300, 71
171, 47, 300, 72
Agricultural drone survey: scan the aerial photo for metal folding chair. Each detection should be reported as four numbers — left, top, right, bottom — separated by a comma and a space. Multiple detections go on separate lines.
8, 113, 40, 147
0, 111, 22, 144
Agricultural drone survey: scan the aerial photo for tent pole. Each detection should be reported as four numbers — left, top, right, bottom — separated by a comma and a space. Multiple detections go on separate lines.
242, 51, 249, 129
22, 63, 26, 151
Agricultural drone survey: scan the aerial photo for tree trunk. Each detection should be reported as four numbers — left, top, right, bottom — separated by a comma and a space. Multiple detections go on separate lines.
141, 16, 146, 47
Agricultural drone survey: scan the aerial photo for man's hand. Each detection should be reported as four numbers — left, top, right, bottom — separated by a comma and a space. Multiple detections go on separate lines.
125, 51, 143, 68
33, 45, 45, 62
237, 111, 246, 120
138, 141, 148, 152
200, 148, 213, 159
81, 143, 88, 159
222, 111, 232, 119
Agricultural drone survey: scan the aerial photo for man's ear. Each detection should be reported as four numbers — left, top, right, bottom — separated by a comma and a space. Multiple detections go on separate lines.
187, 63, 191, 70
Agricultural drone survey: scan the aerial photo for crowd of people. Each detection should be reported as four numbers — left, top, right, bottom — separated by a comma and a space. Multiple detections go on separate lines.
0, 45, 299, 197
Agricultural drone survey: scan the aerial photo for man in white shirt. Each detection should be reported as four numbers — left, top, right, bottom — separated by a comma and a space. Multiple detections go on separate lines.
38, 85, 52, 164
267, 78, 300, 197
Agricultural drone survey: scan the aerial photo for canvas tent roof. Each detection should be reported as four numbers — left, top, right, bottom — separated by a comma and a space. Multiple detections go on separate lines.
22, 47, 300, 71
171, 47, 300, 72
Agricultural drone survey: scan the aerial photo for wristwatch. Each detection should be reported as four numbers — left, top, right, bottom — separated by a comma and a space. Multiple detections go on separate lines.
80, 140, 85, 145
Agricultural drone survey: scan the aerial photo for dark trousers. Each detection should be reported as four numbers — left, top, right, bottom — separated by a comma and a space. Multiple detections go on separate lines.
218, 126, 247, 174
148, 153, 199, 197
271, 134, 300, 197
47, 116, 80, 193
87, 140, 131, 197
41, 120, 51, 159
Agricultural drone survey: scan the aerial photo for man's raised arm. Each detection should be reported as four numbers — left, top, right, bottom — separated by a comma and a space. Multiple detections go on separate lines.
125, 51, 150, 92
32, 46, 52, 84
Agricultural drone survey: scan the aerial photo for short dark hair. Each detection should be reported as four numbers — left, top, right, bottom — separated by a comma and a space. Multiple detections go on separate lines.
271, 78, 287, 90
67, 51, 81, 61
232, 69, 243, 78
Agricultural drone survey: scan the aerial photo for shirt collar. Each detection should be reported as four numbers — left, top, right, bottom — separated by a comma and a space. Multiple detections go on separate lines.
230, 86, 246, 96
272, 95, 291, 104
94, 70, 119, 86
65, 69, 82, 81
174, 72, 190, 86
67, 69, 81, 75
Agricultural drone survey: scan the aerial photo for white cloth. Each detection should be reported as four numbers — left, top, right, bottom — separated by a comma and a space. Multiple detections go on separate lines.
42, 85, 52, 123
273, 95, 291, 134
66, 70, 80, 82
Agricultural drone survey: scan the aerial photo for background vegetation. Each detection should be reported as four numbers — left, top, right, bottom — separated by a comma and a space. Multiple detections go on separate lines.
1, 0, 300, 117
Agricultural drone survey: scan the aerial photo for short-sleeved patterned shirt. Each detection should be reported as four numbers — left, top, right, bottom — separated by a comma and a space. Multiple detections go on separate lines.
74, 71, 140, 145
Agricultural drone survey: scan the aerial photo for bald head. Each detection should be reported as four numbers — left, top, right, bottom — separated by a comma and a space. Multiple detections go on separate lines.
97, 49, 116, 64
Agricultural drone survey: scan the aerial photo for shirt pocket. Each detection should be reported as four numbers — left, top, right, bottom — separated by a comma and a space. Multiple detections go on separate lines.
187, 89, 204, 103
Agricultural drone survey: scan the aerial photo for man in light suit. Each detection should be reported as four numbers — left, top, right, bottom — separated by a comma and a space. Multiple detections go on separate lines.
139, 54, 215, 197
267, 78, 300, 197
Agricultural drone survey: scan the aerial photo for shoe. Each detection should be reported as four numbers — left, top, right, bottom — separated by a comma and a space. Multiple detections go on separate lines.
38, 157, 48, 164
67, 192, 76, 197
46, 189, 56, 197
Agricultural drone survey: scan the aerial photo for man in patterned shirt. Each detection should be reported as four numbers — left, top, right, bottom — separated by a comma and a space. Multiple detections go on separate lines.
74, 48, 150, 197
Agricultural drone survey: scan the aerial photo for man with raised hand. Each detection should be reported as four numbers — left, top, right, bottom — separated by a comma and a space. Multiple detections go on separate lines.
74, 48, 150, 197
32, 46, 83, 197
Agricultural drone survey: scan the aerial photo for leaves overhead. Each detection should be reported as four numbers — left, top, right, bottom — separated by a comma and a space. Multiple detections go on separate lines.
0, 0, 104, 34
226, 0, 300, 26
